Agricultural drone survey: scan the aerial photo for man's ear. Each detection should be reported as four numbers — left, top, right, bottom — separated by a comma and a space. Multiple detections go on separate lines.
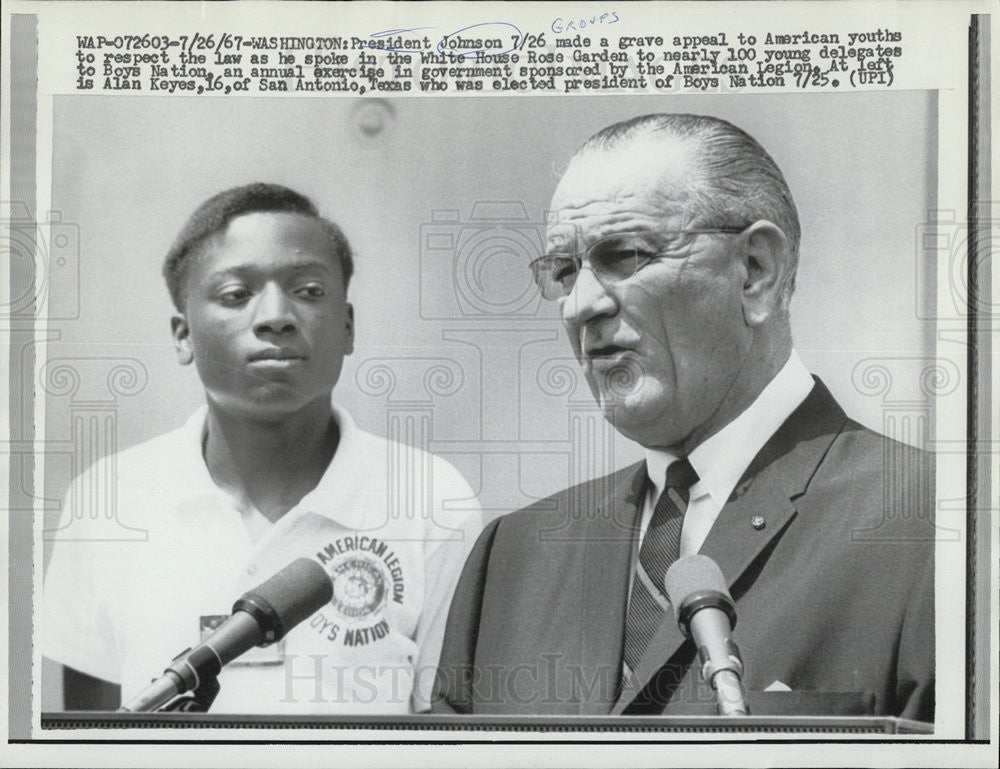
737, 220, 790, 326
170, 314, 194, 365
344, 303, 355, 356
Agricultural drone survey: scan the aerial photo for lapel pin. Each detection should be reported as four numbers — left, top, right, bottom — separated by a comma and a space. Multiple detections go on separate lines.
750, 515, 766, 530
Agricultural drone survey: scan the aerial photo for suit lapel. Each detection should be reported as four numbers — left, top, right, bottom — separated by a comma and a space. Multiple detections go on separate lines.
578, 463, 647, 714
700, 477, 797, 590
611, 478, 797, 713
611, 378, 847, 714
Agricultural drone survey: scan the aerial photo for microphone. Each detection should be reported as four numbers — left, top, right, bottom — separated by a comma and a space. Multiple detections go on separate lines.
663, 554, 747, 716
120, 558, 333, 712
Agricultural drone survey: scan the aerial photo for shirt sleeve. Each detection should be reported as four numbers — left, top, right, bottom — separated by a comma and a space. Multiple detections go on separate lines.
410, 459, 483, 713
40, 463, 124, 685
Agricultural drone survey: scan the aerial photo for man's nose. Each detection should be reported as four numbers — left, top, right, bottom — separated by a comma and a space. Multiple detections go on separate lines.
561, 265, 617, 326
253, 285, 297, 335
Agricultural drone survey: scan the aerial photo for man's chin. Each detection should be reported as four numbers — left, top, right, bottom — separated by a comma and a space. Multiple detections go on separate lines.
592, 358, 646, 394
207, 388, 330, 423
592, 385, 682, 446
596, 392, 648, 430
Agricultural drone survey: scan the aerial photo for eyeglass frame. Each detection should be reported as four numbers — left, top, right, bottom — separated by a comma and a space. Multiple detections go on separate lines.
529, 226, 749, 301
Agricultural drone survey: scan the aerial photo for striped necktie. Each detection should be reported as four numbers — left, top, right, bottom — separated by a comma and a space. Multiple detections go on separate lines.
622, 458, 699, 679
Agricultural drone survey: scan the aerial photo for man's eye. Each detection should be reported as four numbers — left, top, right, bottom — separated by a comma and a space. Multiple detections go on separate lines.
218, 286, 251, 303
550, 257, 578, 283
631, 249, 659, 266
296, 284, 326, 298
594, 249, 639, 277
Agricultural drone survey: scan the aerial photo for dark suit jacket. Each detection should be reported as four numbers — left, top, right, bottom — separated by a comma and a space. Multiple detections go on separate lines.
433, 380, 935, 722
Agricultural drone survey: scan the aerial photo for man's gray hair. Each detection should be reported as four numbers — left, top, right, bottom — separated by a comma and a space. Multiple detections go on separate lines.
575, 113, 801, 309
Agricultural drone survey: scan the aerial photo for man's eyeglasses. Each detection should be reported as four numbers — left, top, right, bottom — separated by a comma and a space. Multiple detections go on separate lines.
529, 228, 745, 301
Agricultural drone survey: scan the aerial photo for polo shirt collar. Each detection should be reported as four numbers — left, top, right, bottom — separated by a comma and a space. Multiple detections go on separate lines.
292, 401, 373, 531
179, 405, 218, 494
187, 400, 374, 531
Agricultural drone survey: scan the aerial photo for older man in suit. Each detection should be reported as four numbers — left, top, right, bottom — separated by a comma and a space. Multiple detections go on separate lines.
432, 113, 934, 721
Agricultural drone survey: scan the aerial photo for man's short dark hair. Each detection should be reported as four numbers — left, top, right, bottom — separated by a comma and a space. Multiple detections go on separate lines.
575, 113, 801, 307
163, 182, 354, 311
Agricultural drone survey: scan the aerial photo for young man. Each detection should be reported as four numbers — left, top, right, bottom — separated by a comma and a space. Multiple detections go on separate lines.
42, 183, 481, 714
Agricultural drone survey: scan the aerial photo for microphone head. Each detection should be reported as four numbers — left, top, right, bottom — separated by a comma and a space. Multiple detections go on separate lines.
664, 554, 736, 637
233, 558, 333, 643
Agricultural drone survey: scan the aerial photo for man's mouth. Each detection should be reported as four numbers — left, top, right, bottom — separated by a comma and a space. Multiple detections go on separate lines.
586, 344, 631, 359
248, 349, 306, 367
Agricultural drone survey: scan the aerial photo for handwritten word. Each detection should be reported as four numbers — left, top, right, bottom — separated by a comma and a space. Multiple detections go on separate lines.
551, 12, 620, 35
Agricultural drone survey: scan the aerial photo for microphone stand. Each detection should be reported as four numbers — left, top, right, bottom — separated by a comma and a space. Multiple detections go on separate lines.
158, 671, 221, 713
120, 644, 225, 713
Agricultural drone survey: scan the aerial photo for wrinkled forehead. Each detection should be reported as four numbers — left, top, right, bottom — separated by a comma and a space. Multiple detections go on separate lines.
546, 139, 698, 250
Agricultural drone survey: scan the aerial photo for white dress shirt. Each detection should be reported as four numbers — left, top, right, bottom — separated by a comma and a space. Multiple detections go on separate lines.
639, 350, 815, 558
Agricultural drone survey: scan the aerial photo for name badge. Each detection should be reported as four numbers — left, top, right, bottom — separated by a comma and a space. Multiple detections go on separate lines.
199, 614, 285, 666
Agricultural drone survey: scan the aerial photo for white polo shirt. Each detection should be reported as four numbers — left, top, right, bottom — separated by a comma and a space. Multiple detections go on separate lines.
41, 403, 482, 714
